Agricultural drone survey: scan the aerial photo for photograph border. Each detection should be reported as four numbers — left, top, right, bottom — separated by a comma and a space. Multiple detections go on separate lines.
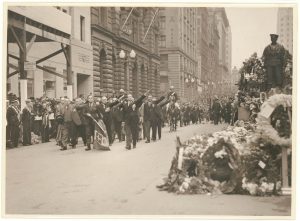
1, 1, 298, 219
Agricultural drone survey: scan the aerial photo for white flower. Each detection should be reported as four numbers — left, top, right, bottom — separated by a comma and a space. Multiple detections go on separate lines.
184, 177, 191, 183
267, 183, 274, 192
179, 186, 185, 193
214, 147, 227, 159
276, 181, 282, 190
182, 182, 189, 190
207, 138, 214, 146
248, 183, 258, 195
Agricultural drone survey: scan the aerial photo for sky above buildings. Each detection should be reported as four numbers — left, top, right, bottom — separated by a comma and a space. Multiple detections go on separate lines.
225, 7, 278, 69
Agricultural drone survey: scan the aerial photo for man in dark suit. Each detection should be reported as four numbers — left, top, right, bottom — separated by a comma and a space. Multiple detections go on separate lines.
112, 97, 125, 142
155, 96, 169, 140
98, 96, 119, 146
75, 95, 100, 151
212, 96, 222, 125
151, 96, 166, 141
7, 99, 20, 148
121, 91, 149, 150
60, 98, 74, 150
69, 98, 86, 148
143, 95, 154, 143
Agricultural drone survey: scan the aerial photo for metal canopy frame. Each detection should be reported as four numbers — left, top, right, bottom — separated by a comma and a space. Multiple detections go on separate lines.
7, 10, 71, 82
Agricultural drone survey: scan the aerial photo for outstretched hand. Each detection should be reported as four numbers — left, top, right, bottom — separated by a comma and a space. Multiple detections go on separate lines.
118, 95, 125, 101
144, 89, 151, 96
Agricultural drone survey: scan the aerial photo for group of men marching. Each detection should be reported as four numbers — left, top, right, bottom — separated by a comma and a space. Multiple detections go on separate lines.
53, 87, 178, 151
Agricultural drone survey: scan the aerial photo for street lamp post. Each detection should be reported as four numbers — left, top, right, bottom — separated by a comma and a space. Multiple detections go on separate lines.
119, 49, 136, 93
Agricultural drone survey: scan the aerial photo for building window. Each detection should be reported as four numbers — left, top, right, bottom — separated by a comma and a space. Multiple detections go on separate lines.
154, 34, 159, 53
100, 8, 107, 26
160, 16, 166, 30
160, 54, 168, 71
160, 35, 166, 47
80, 16, 85, 42
132, 20, 138, 43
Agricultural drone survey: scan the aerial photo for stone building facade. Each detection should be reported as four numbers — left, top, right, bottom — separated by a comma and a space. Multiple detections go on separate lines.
159, 8, 198, 101
277, 8, 293, 54
91, 7, 160, 98
196, 8, 210, 85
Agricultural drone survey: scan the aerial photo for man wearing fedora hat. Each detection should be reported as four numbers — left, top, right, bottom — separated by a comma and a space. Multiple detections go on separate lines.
263, 34, 286, 90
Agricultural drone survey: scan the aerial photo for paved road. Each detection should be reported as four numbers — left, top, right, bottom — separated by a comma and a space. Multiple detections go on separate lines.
5, 123, 291, 216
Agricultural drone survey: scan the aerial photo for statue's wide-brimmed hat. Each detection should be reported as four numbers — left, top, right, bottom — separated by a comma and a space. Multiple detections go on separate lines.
270, 34, 279, 38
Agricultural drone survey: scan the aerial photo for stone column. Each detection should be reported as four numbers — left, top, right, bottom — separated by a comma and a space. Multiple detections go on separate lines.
102, 46, 113, 96
92, 39, 101, 97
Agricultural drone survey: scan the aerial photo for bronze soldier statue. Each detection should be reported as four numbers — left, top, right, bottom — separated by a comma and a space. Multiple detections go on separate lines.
262, 34, 286, 91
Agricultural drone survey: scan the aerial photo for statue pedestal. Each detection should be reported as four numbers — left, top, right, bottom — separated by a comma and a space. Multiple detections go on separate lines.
281, 147, 291, 195
238, 107, 250, 121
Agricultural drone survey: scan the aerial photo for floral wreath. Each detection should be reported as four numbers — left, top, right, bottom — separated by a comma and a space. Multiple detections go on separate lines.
256, 93, 292, 147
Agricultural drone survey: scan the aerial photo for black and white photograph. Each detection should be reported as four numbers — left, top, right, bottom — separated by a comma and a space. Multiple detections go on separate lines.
1, 2, 297, 219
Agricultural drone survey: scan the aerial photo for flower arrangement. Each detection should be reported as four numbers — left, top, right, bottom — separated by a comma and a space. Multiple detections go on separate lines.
238, 53, 266, 93
157, 124, 255, 195
31, 132, 40, 144
240, 140, 282, 196
255, 93, 292, 147
157, 103, 291, 196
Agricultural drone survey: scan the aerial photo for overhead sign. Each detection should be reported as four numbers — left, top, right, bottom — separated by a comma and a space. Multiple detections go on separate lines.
24, 61, 36, 71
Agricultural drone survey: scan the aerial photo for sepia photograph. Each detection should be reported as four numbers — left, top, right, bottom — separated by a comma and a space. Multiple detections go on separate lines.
1, 1, 297, 219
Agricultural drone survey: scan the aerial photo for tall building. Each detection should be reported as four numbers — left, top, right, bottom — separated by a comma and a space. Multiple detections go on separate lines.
196, 8, 210, 88
159, 8, 198, 101
214, 8, 230, 80
225, 26, 232, 74
205, 8, 220, 99
224, 26, 232, 94
277, 8, 293, 54
7, 6, 93, 101
230, 66, 239, 94
206, 8, 231, 96
91, 7, 160, 98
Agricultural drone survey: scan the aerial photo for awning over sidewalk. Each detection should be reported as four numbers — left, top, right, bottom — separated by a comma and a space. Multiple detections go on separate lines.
8, 6, 71, 45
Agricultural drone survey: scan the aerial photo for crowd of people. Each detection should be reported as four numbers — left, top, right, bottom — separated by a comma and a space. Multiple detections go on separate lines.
6, 86, 241, 151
